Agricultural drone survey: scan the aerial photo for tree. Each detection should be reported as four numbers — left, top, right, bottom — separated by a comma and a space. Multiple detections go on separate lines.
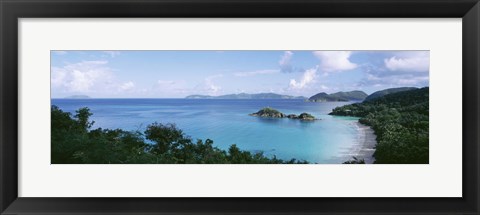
330, 88, 429, 164
52, 106, 306, 164
75, 107, 94, 131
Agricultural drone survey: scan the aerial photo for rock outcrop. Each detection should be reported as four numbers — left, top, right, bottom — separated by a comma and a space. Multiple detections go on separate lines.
249, 107, 286, 118
250, 108, 317, 121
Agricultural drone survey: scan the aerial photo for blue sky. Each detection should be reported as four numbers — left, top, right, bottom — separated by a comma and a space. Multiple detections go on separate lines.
51, 50, 429, 98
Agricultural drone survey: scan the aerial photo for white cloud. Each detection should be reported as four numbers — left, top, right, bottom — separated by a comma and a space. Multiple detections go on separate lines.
204, 79, 221, 93
384, 51, 429, 72
279, 51, 293, 67
313, 51, 357, 72
150, 80, 192, 97
193, 74, 223, 95
234, 69, 279, 77
103, 51, 121, 58
359, 68, 429, 88
51, 69, 67, 87
278, 51, 302, 73
157, 80, 176, 85
396, 76, 429, 85
289, 67, 318, 89
320, 85, 329, 90
356, 51, 430, 89
119, 81, 135, 91
51, 60, 113, 93
70, 70, 95, 92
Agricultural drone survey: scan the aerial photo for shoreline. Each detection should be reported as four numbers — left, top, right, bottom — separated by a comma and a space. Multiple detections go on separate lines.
352, 121, 377, 164
340, 121, 377, 164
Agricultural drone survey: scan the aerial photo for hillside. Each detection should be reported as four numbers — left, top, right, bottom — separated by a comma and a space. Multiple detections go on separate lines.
308, 90, 367, 102
364, 87, 417, 101
186, 93, 306, 100
330, 87, 429, 164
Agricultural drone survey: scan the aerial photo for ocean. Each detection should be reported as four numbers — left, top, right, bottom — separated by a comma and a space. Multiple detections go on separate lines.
51, 99, 361, 164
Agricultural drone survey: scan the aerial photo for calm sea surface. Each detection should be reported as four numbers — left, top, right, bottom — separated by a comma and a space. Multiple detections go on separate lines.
51, 99, 360, 163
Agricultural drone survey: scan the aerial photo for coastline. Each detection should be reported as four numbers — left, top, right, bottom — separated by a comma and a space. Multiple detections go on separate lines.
340, 121, 377, 164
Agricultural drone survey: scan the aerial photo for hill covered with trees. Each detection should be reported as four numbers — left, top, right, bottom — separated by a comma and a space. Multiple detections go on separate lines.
330, 87, 429, 164
308, 91, 367, 102
51, 106, 308, 164
363, 87, 417, 101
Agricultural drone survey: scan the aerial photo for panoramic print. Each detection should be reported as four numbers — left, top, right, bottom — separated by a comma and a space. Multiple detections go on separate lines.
51, 50, 429, 164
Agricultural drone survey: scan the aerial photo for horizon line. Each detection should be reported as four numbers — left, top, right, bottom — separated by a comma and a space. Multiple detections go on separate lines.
52, 86, 429, 100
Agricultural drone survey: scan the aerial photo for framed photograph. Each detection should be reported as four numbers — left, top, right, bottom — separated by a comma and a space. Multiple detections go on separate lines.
1, 0, 479, 214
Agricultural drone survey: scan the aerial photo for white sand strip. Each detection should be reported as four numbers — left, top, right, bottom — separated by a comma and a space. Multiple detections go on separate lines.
326, 120, 377, 164
348, 121, 377, 164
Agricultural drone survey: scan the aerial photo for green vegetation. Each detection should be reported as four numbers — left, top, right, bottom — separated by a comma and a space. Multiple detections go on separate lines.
330, 87, 429, 164
363, 87, 417, 101
343, 157, 366, 164
308, 90, 367, 102
51, 105, 308, 164
290, 113, 316, 121
250, 107, 317, 121
249, 107, 286, 118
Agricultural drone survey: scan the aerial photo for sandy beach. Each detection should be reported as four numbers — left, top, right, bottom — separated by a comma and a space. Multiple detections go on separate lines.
336, 121, 377, 164
351, 121, 377, 163
324, 120, 377, 164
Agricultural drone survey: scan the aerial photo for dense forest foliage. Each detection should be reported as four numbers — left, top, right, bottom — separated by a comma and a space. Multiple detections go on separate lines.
363, 87, 417, 101
51, 105, 308, 164
342, 157, 366, 164
308, 90, 367, 102
330, 87, 429, 164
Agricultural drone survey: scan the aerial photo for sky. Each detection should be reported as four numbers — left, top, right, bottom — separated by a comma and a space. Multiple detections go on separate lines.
51, 50, 429, 98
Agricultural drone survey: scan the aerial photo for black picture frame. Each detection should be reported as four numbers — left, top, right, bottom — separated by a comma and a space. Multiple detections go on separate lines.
1, 0, 479, 214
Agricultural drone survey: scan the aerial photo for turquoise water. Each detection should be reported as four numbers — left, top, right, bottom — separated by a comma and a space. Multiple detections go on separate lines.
51, 99, 360, 163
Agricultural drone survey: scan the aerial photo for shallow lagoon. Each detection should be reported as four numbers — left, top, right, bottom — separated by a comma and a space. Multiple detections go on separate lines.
51, 99, 360, 163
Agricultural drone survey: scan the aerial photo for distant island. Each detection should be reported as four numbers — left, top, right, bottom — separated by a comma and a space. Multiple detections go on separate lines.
186, 88, 424, 103
186, 93, 306, 100
51, 86, 428, 164
308, 90, 368, 102
65, 95, 90, 99
249, 107, 317, 121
